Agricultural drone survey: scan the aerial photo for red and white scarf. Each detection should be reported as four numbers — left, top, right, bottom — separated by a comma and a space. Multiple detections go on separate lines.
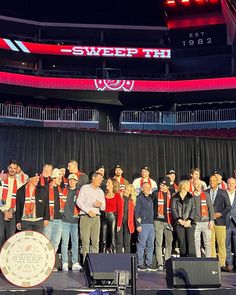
157, 190, 172, 224
173, 182, 178, 192
1, 176, 18, 209
63, 177, 68, 187
62, 187, 80, 217
140, 177, 152, 188
114, 176, 126, 192
189, 182, 194, 194
24, 183, 36, 218
49, 184, 64, 219
199, 191, 209, 220
40, 175, 50, 187
219, 181, 227, 190
20, 173, 26, 184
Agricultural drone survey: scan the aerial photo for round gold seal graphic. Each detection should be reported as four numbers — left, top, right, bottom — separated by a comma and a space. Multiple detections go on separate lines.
0, 231, 55, 287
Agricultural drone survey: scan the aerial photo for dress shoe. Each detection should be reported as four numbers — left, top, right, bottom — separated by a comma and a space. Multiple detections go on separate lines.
220, 266, 228, 272
226, 264, 233, 272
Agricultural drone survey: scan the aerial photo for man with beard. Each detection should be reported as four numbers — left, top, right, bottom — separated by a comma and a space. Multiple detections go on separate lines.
0, 160, 22, 247
113, 164, 129, 194
133, 166, 157, 195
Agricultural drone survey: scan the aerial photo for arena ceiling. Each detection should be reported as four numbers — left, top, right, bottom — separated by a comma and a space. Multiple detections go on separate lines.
0, 0, 166, 26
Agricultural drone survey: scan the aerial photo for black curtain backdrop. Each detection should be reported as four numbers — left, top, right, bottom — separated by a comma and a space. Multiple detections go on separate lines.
1, 125, 236, 185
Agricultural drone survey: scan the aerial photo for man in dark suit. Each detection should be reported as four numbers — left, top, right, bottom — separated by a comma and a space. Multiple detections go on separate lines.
206, 175, 231, 269
226, 177, 236, 272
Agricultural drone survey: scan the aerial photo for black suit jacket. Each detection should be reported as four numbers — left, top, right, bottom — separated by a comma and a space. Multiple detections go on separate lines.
226, 191, 236, 229
16, 183, 49, 223
205, 188, 231, 226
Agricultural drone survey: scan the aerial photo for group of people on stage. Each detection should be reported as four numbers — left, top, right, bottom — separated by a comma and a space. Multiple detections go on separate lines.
0, 159, 236, 273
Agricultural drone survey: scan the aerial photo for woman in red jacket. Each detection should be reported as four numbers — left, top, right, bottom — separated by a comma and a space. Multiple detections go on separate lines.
100, 178, 122, 253
116, 184, 136, 253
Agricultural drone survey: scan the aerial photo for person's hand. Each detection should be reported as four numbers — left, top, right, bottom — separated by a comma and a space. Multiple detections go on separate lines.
117, 226, 121, 232
4, 210, 12, 221
214, 212, 222, 219
16, 223, 22, 230
208, 221, 214, 229
0, 171, 7, 181
94, 200, 102, 208
87, 210, 96, 218
178, 219, 185, 226
137, 226, 142, 233
184, 220, 191, 228
43, 220, 49, 227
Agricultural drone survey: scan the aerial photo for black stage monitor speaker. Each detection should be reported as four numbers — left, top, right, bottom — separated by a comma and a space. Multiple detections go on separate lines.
166, 257, 221, 288
84, 253, 137, 287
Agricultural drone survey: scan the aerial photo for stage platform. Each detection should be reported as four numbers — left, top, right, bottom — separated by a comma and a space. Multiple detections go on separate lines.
0, 271, 235, 295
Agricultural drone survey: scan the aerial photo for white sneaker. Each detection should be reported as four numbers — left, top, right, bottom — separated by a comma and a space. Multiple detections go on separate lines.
72, 262, 82, 271
62, 263, 69, 271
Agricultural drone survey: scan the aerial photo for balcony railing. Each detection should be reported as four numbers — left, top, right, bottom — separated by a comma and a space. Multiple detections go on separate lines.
0, 103, 99, 130
120, 109, 236, 131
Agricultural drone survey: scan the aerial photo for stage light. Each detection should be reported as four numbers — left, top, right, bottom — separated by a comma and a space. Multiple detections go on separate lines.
209, 0, 219, 3
194, 0, 205, 4
180, 0, 190, 5
164, 0, 176, 6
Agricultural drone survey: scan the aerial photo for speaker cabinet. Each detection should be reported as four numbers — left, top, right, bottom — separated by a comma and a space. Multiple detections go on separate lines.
166, 257, 221, 288
84, 253, 137, 287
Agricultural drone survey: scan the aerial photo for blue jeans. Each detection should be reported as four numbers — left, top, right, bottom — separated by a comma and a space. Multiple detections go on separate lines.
61, 222, 79, 265
43, 219, 62, 252
137, 224, 154, 266
226, 220, 236, 265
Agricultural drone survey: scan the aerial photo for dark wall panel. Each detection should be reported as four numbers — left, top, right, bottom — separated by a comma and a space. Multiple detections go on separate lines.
1, 126, 235, 183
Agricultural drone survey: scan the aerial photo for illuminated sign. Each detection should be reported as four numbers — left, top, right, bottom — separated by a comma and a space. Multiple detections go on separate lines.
0, 38, 171, 59
1, 71, 236, 93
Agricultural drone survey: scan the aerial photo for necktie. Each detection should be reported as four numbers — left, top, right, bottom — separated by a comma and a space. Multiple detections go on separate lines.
211, 191, 216, 204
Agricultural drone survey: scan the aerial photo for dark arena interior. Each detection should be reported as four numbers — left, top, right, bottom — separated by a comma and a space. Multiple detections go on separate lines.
1, 0, 236, 295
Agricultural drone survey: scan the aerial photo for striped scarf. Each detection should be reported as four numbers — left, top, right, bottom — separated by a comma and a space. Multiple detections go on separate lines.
23, 183, 36, 218
114, 176, 125, 192
173, 182, 178, 192
40, 175, 49, 187
1, 176, 18, 209
75, 170, 84, 180
157, 190, 172, 224
199, 191, 209, 220
219, 181, 227, 190
49, 184, 64, 219
189, 182, 194, 194
140, 178, 152, 188
63, 177, 68, 187
20, 173, 27, 184
62, 187, 80, 217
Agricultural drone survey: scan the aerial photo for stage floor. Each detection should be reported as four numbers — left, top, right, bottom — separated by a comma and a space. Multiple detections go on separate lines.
0, 271, 236, 295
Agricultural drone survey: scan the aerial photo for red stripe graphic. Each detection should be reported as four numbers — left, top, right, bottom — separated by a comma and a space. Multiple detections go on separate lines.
1, 71, 236, 92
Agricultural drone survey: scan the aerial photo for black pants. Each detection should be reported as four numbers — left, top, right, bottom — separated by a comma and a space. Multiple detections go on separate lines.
116, 222, 131, 253
100, 212, 117, 253
22, 220, 44, 233
175, 224, 196, 257
0, 212, 16, 248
